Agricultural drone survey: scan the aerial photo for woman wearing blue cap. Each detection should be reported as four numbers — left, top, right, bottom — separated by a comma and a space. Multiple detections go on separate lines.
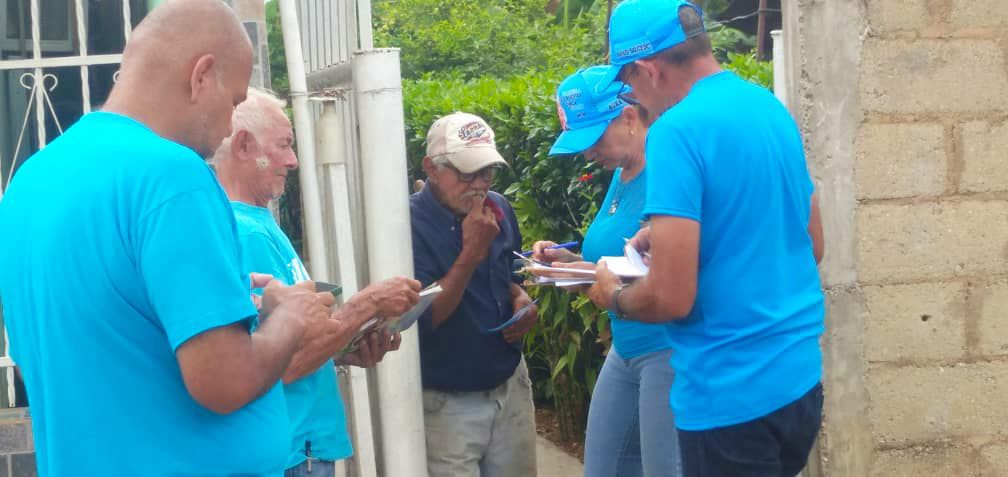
531, 65, 681, 477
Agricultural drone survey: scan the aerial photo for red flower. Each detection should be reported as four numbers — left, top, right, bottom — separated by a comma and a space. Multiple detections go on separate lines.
578, 173, 594, 183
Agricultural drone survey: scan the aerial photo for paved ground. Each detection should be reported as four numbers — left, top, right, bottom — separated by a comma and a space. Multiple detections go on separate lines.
536, 435, 583, 476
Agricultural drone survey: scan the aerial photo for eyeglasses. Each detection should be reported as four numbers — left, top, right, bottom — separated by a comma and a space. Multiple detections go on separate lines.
444, 163, 499, 183
616, 62, 637, 84
618, 83, 640, 106
616, 63, 640, 106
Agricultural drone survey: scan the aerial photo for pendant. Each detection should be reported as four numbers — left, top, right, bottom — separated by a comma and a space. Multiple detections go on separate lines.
609, 200, 618, 215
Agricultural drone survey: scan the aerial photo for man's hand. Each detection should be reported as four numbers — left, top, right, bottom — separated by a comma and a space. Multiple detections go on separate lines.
361, 277, 422, 318
460, 203, 500, 263
265, 281, 335, 333
249, 273, 274, 310
282, 278, 416, 383
338, 329, 402, 368
502, 286, 538, 343
531, 240, 580, 263
628, 226, 652, 256
177, 280, 333, 414
587, 260, 622, 312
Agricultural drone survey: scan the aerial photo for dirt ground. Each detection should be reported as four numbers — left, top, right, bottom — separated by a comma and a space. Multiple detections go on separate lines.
535, 406, 585, 462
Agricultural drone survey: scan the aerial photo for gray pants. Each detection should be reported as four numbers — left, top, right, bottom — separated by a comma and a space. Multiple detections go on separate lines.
422, 358, 537, 477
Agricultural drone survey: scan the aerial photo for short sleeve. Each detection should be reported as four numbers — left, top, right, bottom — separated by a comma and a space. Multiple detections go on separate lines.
505, 201, 524, 286
642, 120, 704, 222
137, 188, 257, 350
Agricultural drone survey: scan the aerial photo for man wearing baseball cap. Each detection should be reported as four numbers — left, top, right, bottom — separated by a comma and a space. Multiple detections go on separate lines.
584, 1, 827, 476
409, 112, 539, 477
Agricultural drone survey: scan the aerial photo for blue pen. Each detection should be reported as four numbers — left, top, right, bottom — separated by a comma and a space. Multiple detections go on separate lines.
520, 241, 579, 258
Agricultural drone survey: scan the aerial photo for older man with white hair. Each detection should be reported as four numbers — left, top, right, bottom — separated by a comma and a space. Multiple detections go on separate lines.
214, 88, 421, 477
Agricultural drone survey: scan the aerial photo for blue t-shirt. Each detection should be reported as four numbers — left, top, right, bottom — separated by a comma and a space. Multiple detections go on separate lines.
410, 187, 524, 391
643, 72, 825, 431
581, 167, 672, 359
0, 112, 289, 476
232, 202, 353, 468
232, 200, 354, 463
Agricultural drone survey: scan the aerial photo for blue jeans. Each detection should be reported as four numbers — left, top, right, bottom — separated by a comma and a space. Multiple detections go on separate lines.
584, 347, 682, 477
677, 382, 823, 477
284, 459, 336, 477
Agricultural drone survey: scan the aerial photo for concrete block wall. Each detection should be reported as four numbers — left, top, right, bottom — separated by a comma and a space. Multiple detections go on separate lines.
0, 409, 35, 477
784, 0, 1008, 474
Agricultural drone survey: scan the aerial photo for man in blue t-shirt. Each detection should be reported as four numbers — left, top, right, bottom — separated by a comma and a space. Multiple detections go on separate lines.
0, 2, 339, 475
586, 1, 827, 476
213, 89, 421, 477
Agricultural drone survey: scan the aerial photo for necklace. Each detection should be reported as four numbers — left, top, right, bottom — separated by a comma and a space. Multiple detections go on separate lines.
609, 182, 623, 215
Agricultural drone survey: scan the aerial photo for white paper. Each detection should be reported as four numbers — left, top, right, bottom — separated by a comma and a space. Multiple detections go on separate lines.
340, 283, 443, 355
387, 283, 443, 333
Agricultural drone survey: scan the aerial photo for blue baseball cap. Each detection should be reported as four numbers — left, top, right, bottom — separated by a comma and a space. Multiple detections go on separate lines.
598, 0, 706, 89
549, 66, 631, 156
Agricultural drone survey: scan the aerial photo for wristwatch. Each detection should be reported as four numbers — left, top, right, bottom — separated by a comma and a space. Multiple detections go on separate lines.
609, 283, 628, 317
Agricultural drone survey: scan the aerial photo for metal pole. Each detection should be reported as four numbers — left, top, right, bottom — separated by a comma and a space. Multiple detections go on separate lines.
756, 0, 769, 60
352, 48, 426, 477
770, 29, 787, 109
315, 99, 379, 477
29, 0, 45, 148
278, 0, 330, 281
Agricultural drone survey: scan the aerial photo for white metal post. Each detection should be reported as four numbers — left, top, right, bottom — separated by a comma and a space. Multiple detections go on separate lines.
278, 0, 330, 281
29, 0, 45, 148
771, 29, 788, 108
315, 99, 378, 477
353, 48, 427, 477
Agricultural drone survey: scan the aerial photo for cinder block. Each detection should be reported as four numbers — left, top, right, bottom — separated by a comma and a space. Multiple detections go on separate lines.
872, 445, 978, 477
857, 201, 1008, 283
869, 362, 1008, 445
0, 424, 27, 454
976, 280, 1008, 356
867, 0, 930, 32
862, 39, 1008, 113
865, 282, 966, 362
951, 0, 1008, 29
856, 123, 947, 199
961, 121, 1008, 193
10, 453, 34, 477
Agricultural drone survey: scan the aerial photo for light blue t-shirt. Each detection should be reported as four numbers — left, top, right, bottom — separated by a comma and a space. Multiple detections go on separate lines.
232, 202, 353, 468
0, 112, 289, 476
643, 71, 825, 431
581, 167, 672, 359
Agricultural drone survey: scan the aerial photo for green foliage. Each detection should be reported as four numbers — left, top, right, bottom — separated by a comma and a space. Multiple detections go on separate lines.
709, 26, 756, 61
265, 1, 289, 98
725, 51, 773, 89
373, 0, 605, 80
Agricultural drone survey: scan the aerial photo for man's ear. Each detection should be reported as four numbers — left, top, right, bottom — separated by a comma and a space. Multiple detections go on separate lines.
422, 156, 437, 178
189, 54, 217, 103
232, 129, 256, 161
636, 59, 661, 89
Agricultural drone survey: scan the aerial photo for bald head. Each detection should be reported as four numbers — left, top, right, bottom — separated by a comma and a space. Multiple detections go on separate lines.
104, 0, 254, 158
122, 0, 252, 79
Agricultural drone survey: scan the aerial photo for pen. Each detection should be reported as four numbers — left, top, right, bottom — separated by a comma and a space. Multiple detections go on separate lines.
520, 241, 579, 257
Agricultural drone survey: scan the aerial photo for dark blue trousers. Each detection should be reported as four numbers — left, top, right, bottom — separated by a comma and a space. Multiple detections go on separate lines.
677, 383, 823, 477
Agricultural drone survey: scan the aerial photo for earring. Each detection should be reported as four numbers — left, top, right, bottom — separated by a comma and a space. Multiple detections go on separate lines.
630, 129, 635, 136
